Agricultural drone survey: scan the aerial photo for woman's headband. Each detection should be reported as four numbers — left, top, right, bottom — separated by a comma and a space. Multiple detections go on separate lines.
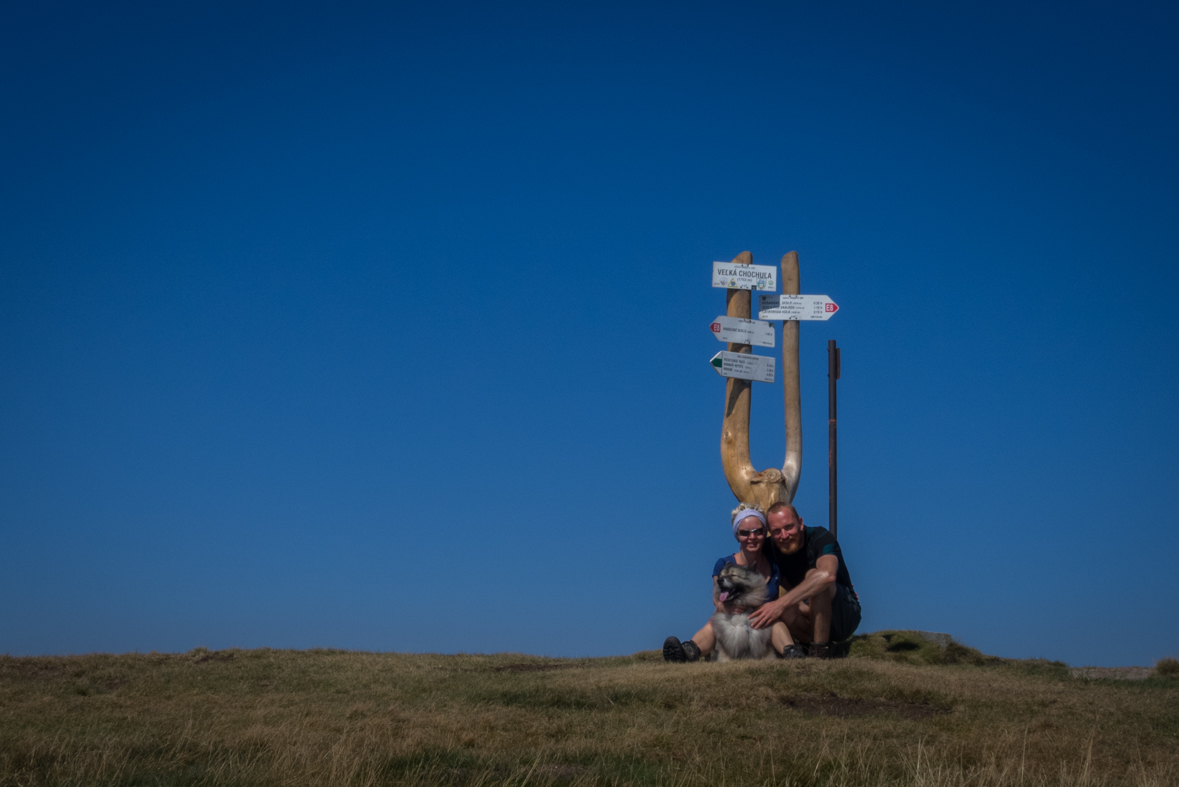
731, 508, 766, 536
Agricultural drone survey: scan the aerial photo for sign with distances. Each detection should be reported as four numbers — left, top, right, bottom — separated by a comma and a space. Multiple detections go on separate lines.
758, 294, 840, 321
709, 351, 776, 383
709, 316, 775, 348
712, 261, 778, 291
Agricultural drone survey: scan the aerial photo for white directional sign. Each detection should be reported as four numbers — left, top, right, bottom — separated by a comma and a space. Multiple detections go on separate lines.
758, 294, 840, 321
709, 351, 776, 383
712, 261, 778, 291
709, 316, 775, 348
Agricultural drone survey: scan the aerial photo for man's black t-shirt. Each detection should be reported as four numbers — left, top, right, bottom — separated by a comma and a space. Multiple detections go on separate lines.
768, 526, 854, 591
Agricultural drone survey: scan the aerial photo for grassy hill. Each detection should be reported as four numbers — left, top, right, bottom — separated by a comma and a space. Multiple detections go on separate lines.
1, 632, 1176, 786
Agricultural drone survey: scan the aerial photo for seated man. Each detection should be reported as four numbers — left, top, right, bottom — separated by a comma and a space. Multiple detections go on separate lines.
747, 502, 861, 658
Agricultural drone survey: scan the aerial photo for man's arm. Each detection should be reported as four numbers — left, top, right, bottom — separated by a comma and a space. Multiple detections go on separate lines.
748, 554, 838, 629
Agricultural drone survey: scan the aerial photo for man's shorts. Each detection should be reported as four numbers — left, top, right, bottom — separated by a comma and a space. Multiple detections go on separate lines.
831, 584, 861, 643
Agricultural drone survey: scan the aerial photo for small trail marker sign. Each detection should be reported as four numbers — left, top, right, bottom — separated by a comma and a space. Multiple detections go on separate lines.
709, 351, 776, 383
758, 294, 839, 321
712, 261, 778, 291
709, 316, 775, 348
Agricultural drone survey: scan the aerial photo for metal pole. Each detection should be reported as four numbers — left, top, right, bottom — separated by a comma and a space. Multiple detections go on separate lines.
828, 340, 840, 538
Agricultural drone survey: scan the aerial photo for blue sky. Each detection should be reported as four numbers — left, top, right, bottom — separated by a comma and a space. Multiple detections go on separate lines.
2, 1, 1176, 667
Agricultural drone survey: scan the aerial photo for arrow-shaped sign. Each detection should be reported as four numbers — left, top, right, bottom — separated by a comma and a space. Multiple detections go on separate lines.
709, 351, 776, 383
712, 261, 778, 291
709, 316, 775, 348
758, 294, 840, 321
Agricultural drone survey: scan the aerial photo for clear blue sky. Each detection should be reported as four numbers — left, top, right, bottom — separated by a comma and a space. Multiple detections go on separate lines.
2, 1, 1176, 667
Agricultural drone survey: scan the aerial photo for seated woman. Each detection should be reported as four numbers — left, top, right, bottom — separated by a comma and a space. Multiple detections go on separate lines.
663, 504, 805, 661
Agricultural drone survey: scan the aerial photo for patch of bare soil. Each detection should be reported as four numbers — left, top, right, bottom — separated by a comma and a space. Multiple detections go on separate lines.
1069, 666, 1154, 680
780, 693, 948, 720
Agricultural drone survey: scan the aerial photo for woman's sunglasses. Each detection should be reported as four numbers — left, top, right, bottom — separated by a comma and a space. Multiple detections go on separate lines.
737, 527, 765, 539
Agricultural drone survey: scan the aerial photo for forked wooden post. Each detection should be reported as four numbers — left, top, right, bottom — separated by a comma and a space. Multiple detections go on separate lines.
720, 251, 802, 507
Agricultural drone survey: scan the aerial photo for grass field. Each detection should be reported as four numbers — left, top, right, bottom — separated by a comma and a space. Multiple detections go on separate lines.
1, 631, 1176, 786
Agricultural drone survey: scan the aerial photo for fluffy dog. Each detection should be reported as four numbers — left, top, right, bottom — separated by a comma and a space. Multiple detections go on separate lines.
710, 563, 774, 661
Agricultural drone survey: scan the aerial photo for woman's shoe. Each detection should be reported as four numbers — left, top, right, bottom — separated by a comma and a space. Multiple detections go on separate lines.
663, 636, 701, 662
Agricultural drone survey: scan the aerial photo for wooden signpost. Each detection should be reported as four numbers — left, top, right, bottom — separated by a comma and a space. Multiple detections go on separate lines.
708, 251, 839, 511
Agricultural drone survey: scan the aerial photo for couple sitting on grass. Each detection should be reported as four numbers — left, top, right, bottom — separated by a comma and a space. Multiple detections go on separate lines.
663, 501, 861, 662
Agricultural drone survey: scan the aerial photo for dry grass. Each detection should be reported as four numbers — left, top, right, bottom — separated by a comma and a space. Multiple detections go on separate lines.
1, 636, 1176, 786
1155, 658, 1179, 678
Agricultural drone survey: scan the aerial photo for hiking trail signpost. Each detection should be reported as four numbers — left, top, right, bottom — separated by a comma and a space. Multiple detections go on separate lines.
708, 316, 775, 348
709, 351, 776, 383
758, 294, 839, 321
711, 260, 777, 291
707, 252, 840, 512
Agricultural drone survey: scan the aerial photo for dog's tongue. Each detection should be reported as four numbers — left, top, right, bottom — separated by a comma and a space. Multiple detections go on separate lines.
718, 591, 729, 602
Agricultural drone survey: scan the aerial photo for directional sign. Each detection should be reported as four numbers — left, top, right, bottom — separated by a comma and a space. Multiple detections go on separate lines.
709, 351, 776, 383
709, 316, 775, 348
712, 261, 778, 291
758, 294, 840, 321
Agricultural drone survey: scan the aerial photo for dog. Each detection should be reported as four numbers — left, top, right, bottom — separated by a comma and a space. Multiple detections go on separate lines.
710, 562, 774, 661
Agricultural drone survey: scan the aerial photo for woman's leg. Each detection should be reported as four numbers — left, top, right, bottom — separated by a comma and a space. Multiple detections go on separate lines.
770, 621, 793, 654
782, 600, 811, 644
690, 620, 716, 657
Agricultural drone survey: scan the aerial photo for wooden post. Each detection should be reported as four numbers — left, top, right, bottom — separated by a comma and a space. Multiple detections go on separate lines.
720, 253, 756, 500
828, 339, 840, 539
780, 251, 802, 504
719, 251, 803, 508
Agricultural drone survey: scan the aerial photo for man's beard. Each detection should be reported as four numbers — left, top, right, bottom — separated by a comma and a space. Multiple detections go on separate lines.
776, 537, 803, 555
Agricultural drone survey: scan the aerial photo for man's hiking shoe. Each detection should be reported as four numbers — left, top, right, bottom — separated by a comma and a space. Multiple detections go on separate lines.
777, 644, 807, 659
663, 636, 701, 663
808, 641, 832, 659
